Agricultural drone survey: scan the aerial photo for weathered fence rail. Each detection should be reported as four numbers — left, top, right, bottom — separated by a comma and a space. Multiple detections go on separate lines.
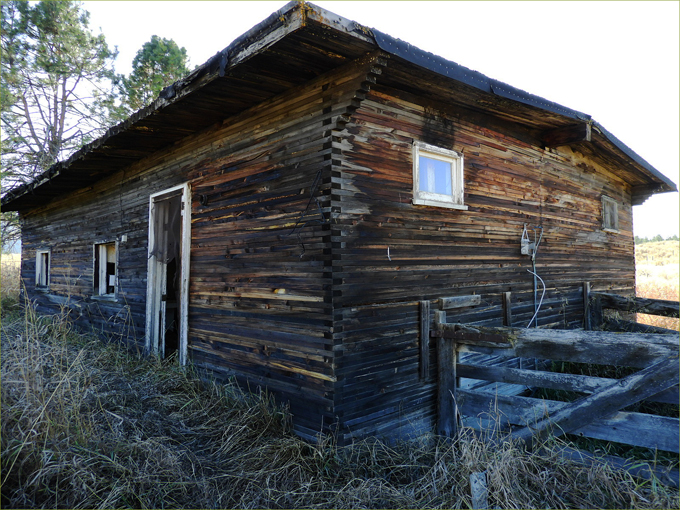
586, 289, 679, 332
593, 292, 679, 317
432, 318, 679, 485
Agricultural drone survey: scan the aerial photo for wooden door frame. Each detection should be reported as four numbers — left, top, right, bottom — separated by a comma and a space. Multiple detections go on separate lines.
145, 183, 192, 365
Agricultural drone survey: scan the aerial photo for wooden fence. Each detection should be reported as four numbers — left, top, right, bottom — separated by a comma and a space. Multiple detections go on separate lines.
585, 286, 679, 332
432, 293, 679, 486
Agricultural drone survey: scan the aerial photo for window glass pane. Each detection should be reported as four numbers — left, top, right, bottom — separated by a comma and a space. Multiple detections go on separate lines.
419, 155, 452, 195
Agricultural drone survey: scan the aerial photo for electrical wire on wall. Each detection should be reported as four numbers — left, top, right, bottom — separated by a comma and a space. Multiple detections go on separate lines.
526, 269, 546, 328
521, 224, 544, 328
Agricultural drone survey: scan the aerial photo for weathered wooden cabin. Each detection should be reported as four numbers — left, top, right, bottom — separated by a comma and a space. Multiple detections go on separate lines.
2, 1, 676, 443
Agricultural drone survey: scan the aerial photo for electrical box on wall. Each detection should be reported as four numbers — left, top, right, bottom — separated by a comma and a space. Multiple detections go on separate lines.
521, 225, 535, 256
521, 237, 534, 256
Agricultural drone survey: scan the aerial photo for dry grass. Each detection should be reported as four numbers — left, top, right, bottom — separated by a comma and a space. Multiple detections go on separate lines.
1, 244, 677, 508
635, 240, 680, 331
3, 302, 679, 509
1, 252, 21, 305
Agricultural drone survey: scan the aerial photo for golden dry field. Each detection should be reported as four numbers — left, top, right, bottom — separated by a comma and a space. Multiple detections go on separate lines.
0, 252, 21, 303
635, 240, 680, 330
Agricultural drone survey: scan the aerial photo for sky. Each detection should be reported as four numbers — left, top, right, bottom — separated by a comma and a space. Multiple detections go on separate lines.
83, 0, 679, 239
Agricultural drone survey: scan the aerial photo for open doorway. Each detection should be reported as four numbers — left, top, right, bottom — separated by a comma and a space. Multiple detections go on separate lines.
145, 183, 191, 364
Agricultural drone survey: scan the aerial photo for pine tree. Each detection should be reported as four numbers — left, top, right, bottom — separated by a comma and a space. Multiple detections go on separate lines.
1, 0, 118, 249
115, 35, 189, 117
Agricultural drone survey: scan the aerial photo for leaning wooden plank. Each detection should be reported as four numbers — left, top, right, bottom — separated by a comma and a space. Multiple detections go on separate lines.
437, 318, 457, 437
439, 295, 482, 310
456, 363, 679, 405
509, 356, 680, 447
458, 390, 680, 452
578, 409, 679, 453
593, 292, 679, 318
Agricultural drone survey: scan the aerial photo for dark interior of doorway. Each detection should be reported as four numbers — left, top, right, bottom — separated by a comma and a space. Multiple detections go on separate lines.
151, 191, 183, 360
164, 257, 179, 357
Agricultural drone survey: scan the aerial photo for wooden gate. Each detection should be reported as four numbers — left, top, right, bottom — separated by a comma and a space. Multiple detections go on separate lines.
432, 295, 679, 485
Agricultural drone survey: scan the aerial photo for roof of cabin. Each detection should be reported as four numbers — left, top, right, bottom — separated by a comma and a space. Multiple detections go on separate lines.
2, 0, 676, 212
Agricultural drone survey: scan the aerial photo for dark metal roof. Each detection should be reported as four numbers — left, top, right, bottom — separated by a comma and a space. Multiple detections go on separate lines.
373, 30, 592, 122
2, 0, 675, 212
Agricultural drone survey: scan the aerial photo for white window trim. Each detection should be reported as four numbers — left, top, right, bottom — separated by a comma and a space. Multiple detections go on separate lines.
145, 182, 192, 367
412, 141, 468, 210
35, 249, 50, 289
601, 195, 619, 233
93, 241, 118, 298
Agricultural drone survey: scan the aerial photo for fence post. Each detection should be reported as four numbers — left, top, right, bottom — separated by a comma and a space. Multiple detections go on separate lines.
436, 310, 458, 438
470, 471, 489, 509
591, 293, 603, 330
503, 291, 513, 327
420, 301, 430, 380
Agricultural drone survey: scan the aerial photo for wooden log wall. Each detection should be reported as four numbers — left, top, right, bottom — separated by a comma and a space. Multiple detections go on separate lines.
19, 54, 388, 441
19, 166, 172, 351
182, 54, 390, 439
330, 78, 637, 443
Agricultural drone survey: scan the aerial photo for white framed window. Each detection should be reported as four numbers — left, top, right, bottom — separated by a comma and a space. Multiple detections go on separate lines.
412, 141, 467, 210
602, 195, 619, 232
94, 242, 117, 296
35, 249, 50, 288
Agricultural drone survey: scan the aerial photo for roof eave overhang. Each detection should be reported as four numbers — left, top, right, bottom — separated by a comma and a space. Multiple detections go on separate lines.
593, 122, 677, 203
1, 0, 311, 211
2, 1, 675, 212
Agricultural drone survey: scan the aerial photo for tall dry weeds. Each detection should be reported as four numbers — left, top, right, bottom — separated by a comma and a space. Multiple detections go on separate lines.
1, 253, 21, 313
635, 240, 680, 331
2, 301, 679, 509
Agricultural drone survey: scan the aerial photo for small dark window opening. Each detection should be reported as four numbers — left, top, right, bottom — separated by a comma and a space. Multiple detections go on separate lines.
94, 243, 116, 295
36, 250, 50, 288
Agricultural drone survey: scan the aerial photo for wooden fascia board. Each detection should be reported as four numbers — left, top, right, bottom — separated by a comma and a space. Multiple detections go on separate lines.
537, 122, 675, 202
304, 2, 376, 45
226, 6, 306, 70
593, 123, 677, 194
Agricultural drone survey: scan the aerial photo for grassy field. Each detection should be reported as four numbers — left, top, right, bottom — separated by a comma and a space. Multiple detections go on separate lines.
0, 253, 21, 304
1, 246, 678, 508
2, 306, 677, 509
